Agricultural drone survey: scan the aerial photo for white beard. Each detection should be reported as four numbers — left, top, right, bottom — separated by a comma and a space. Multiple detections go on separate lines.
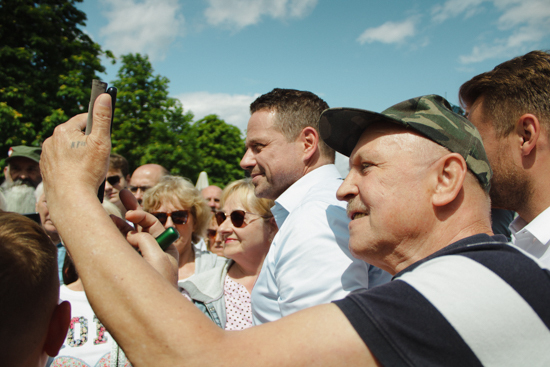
2, 181, 37, 214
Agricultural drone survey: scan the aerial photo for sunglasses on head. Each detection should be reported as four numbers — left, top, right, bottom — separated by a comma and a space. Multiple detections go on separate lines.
151, 210, 189, 225
215, 210, 265, 228
106, 175, 121, 186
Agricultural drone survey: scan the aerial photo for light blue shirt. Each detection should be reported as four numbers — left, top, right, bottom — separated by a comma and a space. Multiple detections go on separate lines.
251, 164, 392, 324
57, 242, 66, 285
510, 206, 550, 268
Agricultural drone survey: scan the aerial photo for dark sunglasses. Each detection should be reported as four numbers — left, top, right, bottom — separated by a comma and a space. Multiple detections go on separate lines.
106, 175, 121, 186
215, 210, 265, 228
151, 210, 189, 225
129, 185, 151, 193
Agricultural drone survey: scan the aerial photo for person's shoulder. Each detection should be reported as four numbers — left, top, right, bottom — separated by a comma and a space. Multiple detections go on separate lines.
179, 259, 232, 301
195, 251, 229, 272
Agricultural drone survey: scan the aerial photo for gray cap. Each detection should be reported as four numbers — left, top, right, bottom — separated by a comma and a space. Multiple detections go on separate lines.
319, 94, 492, 191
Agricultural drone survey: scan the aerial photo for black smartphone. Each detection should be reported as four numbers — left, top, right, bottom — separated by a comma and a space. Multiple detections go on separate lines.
86, 79, 117, 203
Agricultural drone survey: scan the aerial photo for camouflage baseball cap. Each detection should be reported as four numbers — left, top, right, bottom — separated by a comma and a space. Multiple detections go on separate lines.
319, 94, 492, 191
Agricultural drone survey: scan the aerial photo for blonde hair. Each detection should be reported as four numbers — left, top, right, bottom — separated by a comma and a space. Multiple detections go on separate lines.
143, 176, 211, 243
220, 179, 275, 221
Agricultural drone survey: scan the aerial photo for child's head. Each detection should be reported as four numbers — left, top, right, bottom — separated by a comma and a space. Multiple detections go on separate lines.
0, 212, 70, 366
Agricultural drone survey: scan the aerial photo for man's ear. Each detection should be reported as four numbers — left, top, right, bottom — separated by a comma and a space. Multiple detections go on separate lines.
516, 114, 540, 156
431, 153, 467, 207
299, 127, 319, 162
43, 301, 71, 357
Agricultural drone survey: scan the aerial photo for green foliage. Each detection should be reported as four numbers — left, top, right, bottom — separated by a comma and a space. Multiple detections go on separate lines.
0, 0, 109, 162
194, 115, 246, 187
110, 54, 247, 185
110, 53, 199, 179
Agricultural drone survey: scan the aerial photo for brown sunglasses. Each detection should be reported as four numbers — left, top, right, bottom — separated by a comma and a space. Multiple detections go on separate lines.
151, 210, 189, 225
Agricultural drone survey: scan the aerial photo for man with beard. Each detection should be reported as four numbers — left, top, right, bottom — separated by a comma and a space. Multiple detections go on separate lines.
2, 145, 42, 214
460, 50, 550, 266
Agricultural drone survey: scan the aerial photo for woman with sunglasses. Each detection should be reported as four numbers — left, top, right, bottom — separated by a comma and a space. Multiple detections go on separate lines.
143, 176, 224, 281
179, 179, 277, 330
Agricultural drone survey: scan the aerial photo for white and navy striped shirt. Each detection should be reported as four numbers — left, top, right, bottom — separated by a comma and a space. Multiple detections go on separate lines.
335, 234, 550, 367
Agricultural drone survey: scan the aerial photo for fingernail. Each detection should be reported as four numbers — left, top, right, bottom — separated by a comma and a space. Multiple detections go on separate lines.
99, 94, 111, 107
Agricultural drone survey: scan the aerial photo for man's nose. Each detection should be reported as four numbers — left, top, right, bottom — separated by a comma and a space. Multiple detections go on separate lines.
336, 171, 359, 202
240, 148, 255, 170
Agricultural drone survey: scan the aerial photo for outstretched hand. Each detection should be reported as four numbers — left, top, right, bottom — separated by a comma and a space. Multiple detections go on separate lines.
40, 94, 113, 202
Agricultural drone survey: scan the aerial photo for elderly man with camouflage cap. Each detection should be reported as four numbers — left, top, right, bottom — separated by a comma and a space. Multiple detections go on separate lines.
40, 93, 550, 366
2, 145, 42, 213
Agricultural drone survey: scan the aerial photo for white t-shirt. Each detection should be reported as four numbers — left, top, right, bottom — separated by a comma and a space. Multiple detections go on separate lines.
51, 286, 129, 366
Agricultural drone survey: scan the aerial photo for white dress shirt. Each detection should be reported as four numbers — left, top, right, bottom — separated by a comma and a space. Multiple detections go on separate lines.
510, 206, 550, 268
251, 164, 392, 324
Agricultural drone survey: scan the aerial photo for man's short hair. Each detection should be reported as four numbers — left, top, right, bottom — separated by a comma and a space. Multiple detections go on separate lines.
109, 153, 130, 177
250, 88, 335, 159
459, 50, 550, 138
0, 212, 59, 362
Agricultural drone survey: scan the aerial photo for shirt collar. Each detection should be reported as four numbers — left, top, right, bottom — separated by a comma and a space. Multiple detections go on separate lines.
271, 164, 342, 228
510, 205, 550, 245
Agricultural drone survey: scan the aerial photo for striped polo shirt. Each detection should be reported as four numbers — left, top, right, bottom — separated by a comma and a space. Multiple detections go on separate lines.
335, 234, 550, 367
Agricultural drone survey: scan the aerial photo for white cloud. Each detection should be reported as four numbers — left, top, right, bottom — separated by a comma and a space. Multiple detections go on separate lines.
99, 0, 184, 61
357, 18, 417, 45
431, 0, 550, 64
431, 0, 484, 23
204, 0, 318, 30
176, 92, 260, 132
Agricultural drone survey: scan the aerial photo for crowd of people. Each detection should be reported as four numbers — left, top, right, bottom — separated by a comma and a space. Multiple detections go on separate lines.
1, 50, 550, 366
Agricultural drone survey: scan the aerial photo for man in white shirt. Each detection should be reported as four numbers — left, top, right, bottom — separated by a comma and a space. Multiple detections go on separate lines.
460, 50, 550, 267
240, 88, 391, 324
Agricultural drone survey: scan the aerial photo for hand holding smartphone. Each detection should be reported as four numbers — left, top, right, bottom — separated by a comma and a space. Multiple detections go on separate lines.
87, 79, 117, 202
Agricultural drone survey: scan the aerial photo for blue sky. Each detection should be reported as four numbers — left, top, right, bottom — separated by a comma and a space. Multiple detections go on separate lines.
77, 0, 550, 173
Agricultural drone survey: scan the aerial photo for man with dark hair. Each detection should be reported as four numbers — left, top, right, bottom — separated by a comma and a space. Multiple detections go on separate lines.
39, 93, 550, 366
241, 88, 390, 324
460, 50, 550, 266
105, 153, 130, 216
0, 212, 70, 367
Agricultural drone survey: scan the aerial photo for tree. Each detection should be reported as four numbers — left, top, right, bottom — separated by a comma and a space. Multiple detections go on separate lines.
194, 115, 246, 187
110, 53, 199, 179
0, 0, 110, 169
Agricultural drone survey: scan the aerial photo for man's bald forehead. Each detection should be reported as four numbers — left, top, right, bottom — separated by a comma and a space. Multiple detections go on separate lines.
131, 164, 167, 180
130, 164, 168, 189
201, 185, 222, 197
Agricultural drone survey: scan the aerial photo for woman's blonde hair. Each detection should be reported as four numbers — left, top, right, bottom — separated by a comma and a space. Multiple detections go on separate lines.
220, 179, 275, 224
143, 176, 211, 243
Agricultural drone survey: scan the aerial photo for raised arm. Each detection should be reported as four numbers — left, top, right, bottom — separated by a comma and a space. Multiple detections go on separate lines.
40, 94, 377, 366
